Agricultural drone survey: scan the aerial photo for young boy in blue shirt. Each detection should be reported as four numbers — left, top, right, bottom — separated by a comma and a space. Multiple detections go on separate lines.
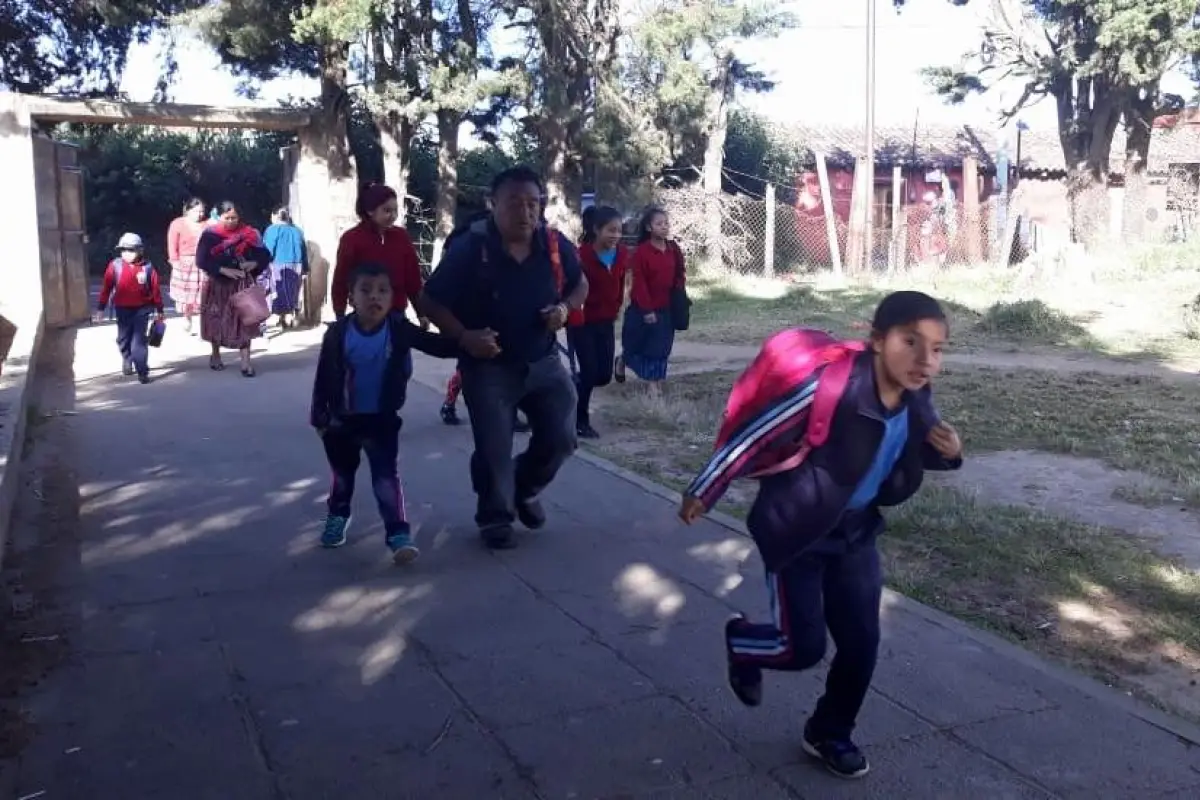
310, 262, 460, 563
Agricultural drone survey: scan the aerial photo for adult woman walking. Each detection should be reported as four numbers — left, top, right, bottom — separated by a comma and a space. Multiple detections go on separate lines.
195, 201, 272, 377
615, 206, 686, 393
332, 183, 424, 322
567, 206, 627, 439
167, 198, 208, 334
263, 207, 309, 329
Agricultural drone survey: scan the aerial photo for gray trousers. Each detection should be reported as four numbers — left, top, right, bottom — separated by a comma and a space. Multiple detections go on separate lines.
460, 354, 578, 529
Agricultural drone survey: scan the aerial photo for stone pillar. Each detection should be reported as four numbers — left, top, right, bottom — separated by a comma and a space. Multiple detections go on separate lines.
0, 93, 42, 334
296, 123, 359, 325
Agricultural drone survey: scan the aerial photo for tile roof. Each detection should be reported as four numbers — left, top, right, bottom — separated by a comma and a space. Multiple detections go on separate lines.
775, 119, 1200, 176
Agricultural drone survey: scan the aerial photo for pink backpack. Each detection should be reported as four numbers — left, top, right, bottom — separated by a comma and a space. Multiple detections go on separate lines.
713, 329, 865, 479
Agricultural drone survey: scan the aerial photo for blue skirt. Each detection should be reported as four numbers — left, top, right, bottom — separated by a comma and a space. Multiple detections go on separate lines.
621, 305, 674, 380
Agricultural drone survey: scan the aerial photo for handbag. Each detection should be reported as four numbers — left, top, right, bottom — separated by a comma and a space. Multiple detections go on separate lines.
146, 317, 166, 348
230, 283, 271, 327
668, 242, 691, 332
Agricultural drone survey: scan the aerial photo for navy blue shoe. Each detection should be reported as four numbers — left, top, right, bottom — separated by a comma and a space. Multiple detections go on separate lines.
802, 721, 870, 779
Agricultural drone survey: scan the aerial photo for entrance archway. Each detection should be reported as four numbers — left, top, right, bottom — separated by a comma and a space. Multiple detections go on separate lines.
0, 93, 352, 341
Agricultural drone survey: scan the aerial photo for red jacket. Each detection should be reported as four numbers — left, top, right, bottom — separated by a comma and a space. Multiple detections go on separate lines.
97, 259, 164, 312
629, 240, 684, 312
572, 242, 628, 325
332, 222, 423, 317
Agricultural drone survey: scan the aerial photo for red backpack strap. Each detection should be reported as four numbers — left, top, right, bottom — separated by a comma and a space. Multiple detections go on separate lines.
546, 227, 564, 296
804, 342, 866, 448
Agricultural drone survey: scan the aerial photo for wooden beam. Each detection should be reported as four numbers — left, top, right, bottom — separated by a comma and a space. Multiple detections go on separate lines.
23, 96, 312, 131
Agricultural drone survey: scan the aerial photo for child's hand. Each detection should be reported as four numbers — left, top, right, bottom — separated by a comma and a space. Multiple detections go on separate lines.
644, 312, 658, 324
927, 422, 962, 460
678, 494, 706, 525
91, 310, 104, 324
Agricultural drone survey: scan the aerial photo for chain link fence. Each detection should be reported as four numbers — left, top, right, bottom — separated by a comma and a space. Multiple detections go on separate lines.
655, 184, 1008, 277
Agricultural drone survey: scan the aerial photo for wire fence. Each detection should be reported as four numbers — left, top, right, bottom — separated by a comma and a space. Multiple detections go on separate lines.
655, 184, 1017, 277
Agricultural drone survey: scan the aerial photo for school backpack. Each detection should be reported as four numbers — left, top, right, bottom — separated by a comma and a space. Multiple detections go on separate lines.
110, 259, 154, 296
713, 329, 865, 480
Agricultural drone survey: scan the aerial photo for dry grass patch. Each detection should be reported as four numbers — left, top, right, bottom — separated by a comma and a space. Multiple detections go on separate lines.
585, 365, 1200, 719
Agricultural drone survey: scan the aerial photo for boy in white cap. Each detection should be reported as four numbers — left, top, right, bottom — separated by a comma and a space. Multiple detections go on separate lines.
93, 233, 165, 384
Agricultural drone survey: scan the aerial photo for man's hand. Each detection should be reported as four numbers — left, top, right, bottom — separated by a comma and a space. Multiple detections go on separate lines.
460, 328, 502, 359
927, 421, 963, 460
678, 494, 706, 525
541, 303, 569, 331
644, 312, 658, 325
219, 267, 243, 280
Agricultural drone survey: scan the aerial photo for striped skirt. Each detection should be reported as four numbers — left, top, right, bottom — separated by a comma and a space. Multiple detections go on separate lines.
200, 274, 263, 350
169, 257, 206, 314
620, 304, 674, 381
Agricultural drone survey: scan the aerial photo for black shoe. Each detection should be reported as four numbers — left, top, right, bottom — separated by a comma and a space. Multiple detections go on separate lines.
724, 616, 763, 707
576, 423, 600, 439
515, 497, 546, 530
440, 403, 461, 425
137, 374, 151, 385
802, 722, 870, 779
121, 359, 134, 376
481, 524, 517, 550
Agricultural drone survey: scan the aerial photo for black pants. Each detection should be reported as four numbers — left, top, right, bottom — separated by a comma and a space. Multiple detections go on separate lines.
566, 321, 616, 427
460, 355, 577, 530
726, 537, 883, 742
322, 414, 407, 536
114, 306, 152, 377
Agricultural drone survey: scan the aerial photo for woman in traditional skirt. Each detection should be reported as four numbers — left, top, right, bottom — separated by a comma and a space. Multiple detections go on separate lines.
262, 207, 309, 329
615, 206, 686, 394
195, 201, 272, 377
167, 198, 208, 334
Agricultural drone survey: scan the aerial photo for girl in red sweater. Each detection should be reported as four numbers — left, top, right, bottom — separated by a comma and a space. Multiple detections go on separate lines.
616, 207, 685, 390
566, 206, 627, 438
332, 183, 426, 322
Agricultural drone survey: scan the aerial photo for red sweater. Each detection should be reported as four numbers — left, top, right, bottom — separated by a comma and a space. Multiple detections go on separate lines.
629, 240, 684, 312
97, 259, 164, 312
573, 243, 628, 324
332, 222, 423, 317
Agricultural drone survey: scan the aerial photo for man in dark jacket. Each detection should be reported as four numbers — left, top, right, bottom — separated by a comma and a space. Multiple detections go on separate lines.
420, 166, 589, 549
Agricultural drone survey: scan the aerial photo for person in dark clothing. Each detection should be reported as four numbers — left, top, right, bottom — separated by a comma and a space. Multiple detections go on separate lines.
678, 291, 964, 781
92, 232, 165, 384
567, 206, 627, 438
310, 262, 461, 563
420, 166, 589, 550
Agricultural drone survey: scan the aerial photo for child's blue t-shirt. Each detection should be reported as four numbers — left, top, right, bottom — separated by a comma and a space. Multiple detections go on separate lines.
344, 319, 390, 414
846, 408, 910, 510
597, 248, 617, 269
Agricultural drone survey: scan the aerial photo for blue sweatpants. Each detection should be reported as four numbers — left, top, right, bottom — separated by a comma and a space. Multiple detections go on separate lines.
114, 306, 153, 377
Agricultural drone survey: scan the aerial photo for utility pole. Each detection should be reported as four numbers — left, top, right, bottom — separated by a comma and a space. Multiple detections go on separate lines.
864, 0, 877, 270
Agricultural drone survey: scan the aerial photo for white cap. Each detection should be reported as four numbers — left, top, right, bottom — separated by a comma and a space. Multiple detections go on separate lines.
116, 232, 143, 250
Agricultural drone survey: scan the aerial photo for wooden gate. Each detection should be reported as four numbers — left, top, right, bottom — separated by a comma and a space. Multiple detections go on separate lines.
33, 136, 89, 327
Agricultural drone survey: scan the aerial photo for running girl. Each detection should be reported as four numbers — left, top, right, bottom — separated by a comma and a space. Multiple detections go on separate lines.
567, 206, 627, 438
678, 290, 963, 780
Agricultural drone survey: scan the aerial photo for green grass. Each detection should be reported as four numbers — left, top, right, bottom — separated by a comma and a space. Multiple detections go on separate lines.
585, 364, 1200, 719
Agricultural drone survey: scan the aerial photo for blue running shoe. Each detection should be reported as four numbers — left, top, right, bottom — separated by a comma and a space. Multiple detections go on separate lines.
386, 528, 420, 565
321, 514, 351, 548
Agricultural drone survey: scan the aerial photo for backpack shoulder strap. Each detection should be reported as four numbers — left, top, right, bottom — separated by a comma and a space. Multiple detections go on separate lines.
546, 227, 564, 296
111, 259, 123, 284
805, 342, 867, 448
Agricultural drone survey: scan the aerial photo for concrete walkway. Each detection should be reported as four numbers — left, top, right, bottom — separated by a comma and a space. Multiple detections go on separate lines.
2, 321, 1199, 800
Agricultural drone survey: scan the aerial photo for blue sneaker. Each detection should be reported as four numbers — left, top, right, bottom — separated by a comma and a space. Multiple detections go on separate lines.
386, 528, 420, 565
321, 514, 351, 548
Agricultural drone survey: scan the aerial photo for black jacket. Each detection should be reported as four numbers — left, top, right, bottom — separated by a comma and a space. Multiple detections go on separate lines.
310, 312, 459, 428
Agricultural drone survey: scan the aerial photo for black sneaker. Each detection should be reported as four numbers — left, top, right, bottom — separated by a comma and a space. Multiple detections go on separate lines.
724, 616, 763, 707
137, 374, 151, 385
121, 359, 134, 376
515, 497, 546, 530
481, 524, 517, 550
802, 722, 870, 779
440, 403, 461, 425
577, 423, 600, 439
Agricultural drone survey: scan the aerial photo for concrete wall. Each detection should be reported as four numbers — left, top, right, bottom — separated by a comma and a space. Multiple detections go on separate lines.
0, 92, 46, 566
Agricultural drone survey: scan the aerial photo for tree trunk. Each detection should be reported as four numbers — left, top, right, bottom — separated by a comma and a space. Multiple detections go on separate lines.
702, 52, 733, 271
318, 40, 357, 239
1052, 75, 1121, 249
1121, 88, 1157, 243
432, 109, 461, 266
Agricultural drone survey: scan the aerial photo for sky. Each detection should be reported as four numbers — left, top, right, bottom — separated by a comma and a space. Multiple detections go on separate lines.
120, 0, 1195, 142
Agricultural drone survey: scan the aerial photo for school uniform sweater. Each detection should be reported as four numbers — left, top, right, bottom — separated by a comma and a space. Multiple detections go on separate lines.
629, 241, 683, 312
332, 222, 423, 318
686, 351, 961, 570
576, 243, 628, 323
97, 260, 164, 313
